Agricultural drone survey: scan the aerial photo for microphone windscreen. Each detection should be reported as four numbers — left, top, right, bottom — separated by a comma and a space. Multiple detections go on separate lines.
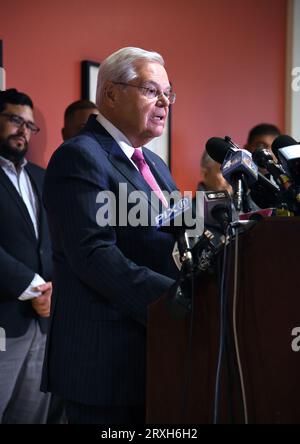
205, 137, 230, 164
272, 135, 298, 159
252, 148, 273, 168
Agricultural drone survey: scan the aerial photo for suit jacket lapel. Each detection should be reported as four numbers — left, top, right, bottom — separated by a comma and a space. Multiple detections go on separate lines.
89, 118, 161, 213
143, 149, 175, 194
0, 166, 37, 241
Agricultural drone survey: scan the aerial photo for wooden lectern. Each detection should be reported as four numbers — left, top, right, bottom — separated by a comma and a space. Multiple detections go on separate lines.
146, 218, 300, 424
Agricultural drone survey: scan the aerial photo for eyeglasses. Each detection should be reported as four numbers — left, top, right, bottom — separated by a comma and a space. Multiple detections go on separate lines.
113, 82, 176, 105
0, 112, 40, 134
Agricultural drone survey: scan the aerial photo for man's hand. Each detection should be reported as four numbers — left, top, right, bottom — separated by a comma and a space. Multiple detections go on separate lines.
31, 282, 52, 317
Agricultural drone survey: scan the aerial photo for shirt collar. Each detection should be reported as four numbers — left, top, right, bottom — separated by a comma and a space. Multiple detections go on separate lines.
0, 155, 27, 172
96, 113, 142, 160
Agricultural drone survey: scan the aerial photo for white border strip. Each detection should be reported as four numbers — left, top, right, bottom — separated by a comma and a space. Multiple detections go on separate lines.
286, 0, 300, 140
0, 67, 5, 91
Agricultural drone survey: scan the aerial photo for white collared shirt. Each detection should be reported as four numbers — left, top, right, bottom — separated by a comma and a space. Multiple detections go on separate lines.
96, 113, 142, 169
96, 113, 168, 208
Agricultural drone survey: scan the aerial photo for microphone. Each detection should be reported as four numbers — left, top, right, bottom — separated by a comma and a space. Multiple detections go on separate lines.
221, 150, 258, 213
252, 147, 300, 213
166, 226, 224, 320
205, 136, 237, 164
271, 135, 300, 186
221, 150, 258, 186
252, 147, 292, 190
202, 189, 233, 232
156, 197, 195, 319
271, 135, 298, 162
206, 137, 279, 209
157, 197, 222, 319
156, 196, 197, 268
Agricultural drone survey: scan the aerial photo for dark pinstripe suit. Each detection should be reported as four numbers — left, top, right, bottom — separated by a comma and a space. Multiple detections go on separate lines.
41, 116, 179, 417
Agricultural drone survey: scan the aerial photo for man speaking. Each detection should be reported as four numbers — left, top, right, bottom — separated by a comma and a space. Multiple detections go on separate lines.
42, 47, 180, 424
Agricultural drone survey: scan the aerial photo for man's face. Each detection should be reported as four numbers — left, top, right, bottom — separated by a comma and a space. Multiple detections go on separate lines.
248, 134, 278, 161
247, 133, 278, 175
0, 103, 34, 162
62, 107, 99, 140
110, 62, 171, 147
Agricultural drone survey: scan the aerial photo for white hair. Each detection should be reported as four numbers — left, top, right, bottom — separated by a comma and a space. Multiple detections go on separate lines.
96, 47, 165, 106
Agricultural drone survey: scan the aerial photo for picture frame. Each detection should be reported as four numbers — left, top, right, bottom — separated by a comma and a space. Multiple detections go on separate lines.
81, 60, 100, 103
81, 60, 171, 168
0, 40, 6, 91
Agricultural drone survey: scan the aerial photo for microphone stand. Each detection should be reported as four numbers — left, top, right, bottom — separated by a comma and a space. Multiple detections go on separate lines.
165, 230, 194, 319
231, 174, 252, 214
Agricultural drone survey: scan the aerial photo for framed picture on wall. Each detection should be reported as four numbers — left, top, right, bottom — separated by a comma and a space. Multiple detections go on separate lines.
81, 59, 171, 168
0, 40, 6, 91
81, 60, 100, 103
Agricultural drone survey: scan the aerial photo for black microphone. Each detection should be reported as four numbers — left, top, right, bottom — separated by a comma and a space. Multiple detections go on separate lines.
205, 137, 235, 164
156, 197, 195, 319
272, 135, 298, 162
252, 148, 291, 190
206, 137, 280, 209
156, 197, 196, 269
252, 147, 300, 213
202, 189, 232, 232
221, 149, 258, 213
271, 135, 300, 187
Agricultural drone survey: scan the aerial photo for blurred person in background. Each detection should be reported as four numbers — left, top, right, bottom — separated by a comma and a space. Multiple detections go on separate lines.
244, 123, 281, 176
62, 99, 99, 141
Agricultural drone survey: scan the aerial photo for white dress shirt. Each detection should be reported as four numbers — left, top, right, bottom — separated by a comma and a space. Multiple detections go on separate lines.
96, 113, 142, 169
96, 112, 168, 207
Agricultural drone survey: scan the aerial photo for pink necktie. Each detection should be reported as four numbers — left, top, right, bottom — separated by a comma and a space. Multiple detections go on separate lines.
132, 149, 168, 207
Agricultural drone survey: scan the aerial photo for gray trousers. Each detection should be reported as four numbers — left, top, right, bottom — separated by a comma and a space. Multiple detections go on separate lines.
0, 320, 51, 424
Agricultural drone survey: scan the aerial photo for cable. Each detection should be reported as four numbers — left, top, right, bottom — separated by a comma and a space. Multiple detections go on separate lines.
213, 225, 231, 424
232, 227, 249, 424
181, 271, 196, 421
223, 228, 235, 423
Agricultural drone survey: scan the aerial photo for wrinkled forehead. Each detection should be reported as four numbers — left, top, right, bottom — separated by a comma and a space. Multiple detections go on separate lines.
134, 61, 170, 88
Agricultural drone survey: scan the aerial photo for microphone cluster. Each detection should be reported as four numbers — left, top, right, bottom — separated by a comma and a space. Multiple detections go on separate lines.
156, 193, 234, 318
206, 134, 300, 215
157, 132, 300, 318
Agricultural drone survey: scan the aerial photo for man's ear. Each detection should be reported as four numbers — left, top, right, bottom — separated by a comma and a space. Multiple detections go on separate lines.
104, 82, 117, 106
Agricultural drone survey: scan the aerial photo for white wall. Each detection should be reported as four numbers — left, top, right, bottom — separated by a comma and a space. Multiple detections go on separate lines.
286, 0, 300, 140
